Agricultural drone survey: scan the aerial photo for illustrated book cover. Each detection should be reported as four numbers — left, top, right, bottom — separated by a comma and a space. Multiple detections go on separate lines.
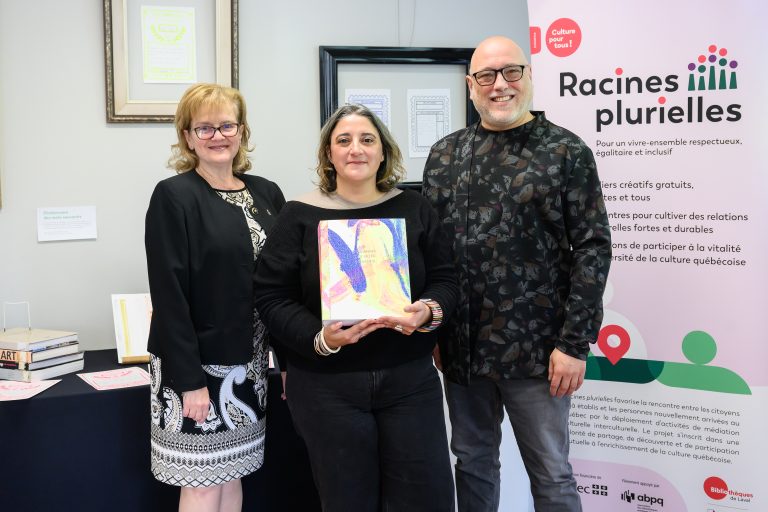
318, 218, 411, 326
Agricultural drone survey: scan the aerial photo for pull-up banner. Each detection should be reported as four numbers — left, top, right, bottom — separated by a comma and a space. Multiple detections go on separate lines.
526, 2, 766, 511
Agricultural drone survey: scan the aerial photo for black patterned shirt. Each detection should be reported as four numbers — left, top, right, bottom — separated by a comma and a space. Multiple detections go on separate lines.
423, 112, 611, 384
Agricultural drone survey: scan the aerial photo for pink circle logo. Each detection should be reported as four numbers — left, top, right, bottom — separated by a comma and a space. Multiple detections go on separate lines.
704, 476, 728, 500
545, 18, 582, 57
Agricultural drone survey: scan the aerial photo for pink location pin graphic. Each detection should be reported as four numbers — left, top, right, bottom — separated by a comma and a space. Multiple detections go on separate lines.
597, 324, 630, 365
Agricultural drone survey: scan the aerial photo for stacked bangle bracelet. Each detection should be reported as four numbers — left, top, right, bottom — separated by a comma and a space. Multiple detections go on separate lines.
416, 298, 443, 332
314, 329, 340, 356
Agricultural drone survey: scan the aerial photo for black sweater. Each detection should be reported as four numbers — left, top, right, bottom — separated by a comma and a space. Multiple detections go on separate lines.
253, 189, 458, 373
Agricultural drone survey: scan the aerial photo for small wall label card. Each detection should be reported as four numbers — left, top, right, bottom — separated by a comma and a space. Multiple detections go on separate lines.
37, 206, 97, 242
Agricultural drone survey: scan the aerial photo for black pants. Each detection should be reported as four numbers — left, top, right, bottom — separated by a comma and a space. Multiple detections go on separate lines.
286, 355, 455, 512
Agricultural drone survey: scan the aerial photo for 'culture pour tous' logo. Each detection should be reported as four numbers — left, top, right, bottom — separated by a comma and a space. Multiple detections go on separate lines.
530, 18, 581, 57
555, 40, 742, 132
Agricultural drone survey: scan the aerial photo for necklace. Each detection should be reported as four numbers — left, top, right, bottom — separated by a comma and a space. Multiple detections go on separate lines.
196, 167, 242, 191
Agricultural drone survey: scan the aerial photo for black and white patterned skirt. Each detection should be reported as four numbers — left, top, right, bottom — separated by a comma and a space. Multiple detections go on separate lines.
149, 338, 268, 487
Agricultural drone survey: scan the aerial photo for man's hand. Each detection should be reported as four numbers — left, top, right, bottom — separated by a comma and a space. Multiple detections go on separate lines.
548, 349, 586, 397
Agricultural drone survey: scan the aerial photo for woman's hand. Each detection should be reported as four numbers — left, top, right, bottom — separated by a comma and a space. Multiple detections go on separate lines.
182, 386, 210, 424
323, 318, 382, 349
378, 301, 432, 336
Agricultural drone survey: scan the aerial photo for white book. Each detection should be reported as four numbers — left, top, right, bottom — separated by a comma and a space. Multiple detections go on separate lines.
26, 352, 84, 371
0, 328, 77, 351
0, 342, 80, 366
0, 358, 85, 382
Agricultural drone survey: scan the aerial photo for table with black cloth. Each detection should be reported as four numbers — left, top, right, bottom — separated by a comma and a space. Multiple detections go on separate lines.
0, 349, 320, 512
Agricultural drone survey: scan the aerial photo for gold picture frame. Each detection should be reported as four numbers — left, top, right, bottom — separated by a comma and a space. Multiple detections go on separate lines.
103, 0, 239, 123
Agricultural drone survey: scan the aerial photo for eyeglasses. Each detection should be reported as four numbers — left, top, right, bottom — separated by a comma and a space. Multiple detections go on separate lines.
471, 65, 526, 86
192, 123, 241, 140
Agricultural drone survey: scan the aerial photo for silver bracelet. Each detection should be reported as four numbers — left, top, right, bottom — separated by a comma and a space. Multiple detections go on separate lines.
314, 329, 340, 356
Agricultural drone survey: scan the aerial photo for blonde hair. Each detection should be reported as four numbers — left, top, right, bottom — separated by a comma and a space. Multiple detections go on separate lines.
168, 83, 253, 174
316, 104, 405, 193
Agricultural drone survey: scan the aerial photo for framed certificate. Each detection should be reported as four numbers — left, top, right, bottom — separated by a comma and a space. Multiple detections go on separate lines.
103, 0, 238, 123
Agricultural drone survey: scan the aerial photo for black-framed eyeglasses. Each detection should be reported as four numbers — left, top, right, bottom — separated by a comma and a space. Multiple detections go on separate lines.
192, 123, 241, 140
471, 65, 526, 86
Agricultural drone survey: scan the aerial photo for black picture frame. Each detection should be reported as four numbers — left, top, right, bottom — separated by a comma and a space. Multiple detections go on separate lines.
318, 46, 478, 128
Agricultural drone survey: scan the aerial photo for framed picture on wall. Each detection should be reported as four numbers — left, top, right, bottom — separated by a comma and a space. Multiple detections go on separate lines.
319, 46, 478, 183
103, 0, 239, 123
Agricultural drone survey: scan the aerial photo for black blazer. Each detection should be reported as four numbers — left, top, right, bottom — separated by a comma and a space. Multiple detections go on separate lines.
145, 170, 285, 391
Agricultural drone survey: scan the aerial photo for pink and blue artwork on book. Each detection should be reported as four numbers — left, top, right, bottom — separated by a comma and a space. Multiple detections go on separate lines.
318, 218, 411, 325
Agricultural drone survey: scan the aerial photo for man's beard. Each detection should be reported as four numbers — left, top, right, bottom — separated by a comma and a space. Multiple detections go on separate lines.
476, 84, 533, 130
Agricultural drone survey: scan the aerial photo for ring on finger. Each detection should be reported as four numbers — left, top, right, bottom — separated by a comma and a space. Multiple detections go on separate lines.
394, 324, 404, 332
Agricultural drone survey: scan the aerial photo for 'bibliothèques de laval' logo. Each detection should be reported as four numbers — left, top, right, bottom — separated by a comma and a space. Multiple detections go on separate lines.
703, 476, 753, 504
554, 36, 742, 132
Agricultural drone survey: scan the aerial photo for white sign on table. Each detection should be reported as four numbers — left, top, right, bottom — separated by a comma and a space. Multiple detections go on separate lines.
0, 380, 60, 401
111, 293, 153, 364
78, 367, 151, 391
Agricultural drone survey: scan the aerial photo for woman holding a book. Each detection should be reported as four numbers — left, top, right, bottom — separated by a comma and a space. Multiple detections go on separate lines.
253, 104, 457, 512
145, 83, 285, 512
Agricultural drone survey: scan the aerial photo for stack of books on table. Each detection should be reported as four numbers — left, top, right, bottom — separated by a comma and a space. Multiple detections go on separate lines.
0, 328, 84, 382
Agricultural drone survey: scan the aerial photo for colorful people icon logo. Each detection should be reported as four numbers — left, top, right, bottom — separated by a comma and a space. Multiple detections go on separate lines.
687, 44, 738, 91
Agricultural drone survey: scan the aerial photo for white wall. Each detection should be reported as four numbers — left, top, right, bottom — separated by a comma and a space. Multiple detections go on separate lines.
0, 0, 530, 349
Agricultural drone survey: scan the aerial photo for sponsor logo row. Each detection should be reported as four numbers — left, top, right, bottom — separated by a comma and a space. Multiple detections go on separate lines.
576, 476, 754, 509
577, 483, 664, 508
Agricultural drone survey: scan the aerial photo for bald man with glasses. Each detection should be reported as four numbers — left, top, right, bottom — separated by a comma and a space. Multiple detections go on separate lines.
423, 36, 612, 512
